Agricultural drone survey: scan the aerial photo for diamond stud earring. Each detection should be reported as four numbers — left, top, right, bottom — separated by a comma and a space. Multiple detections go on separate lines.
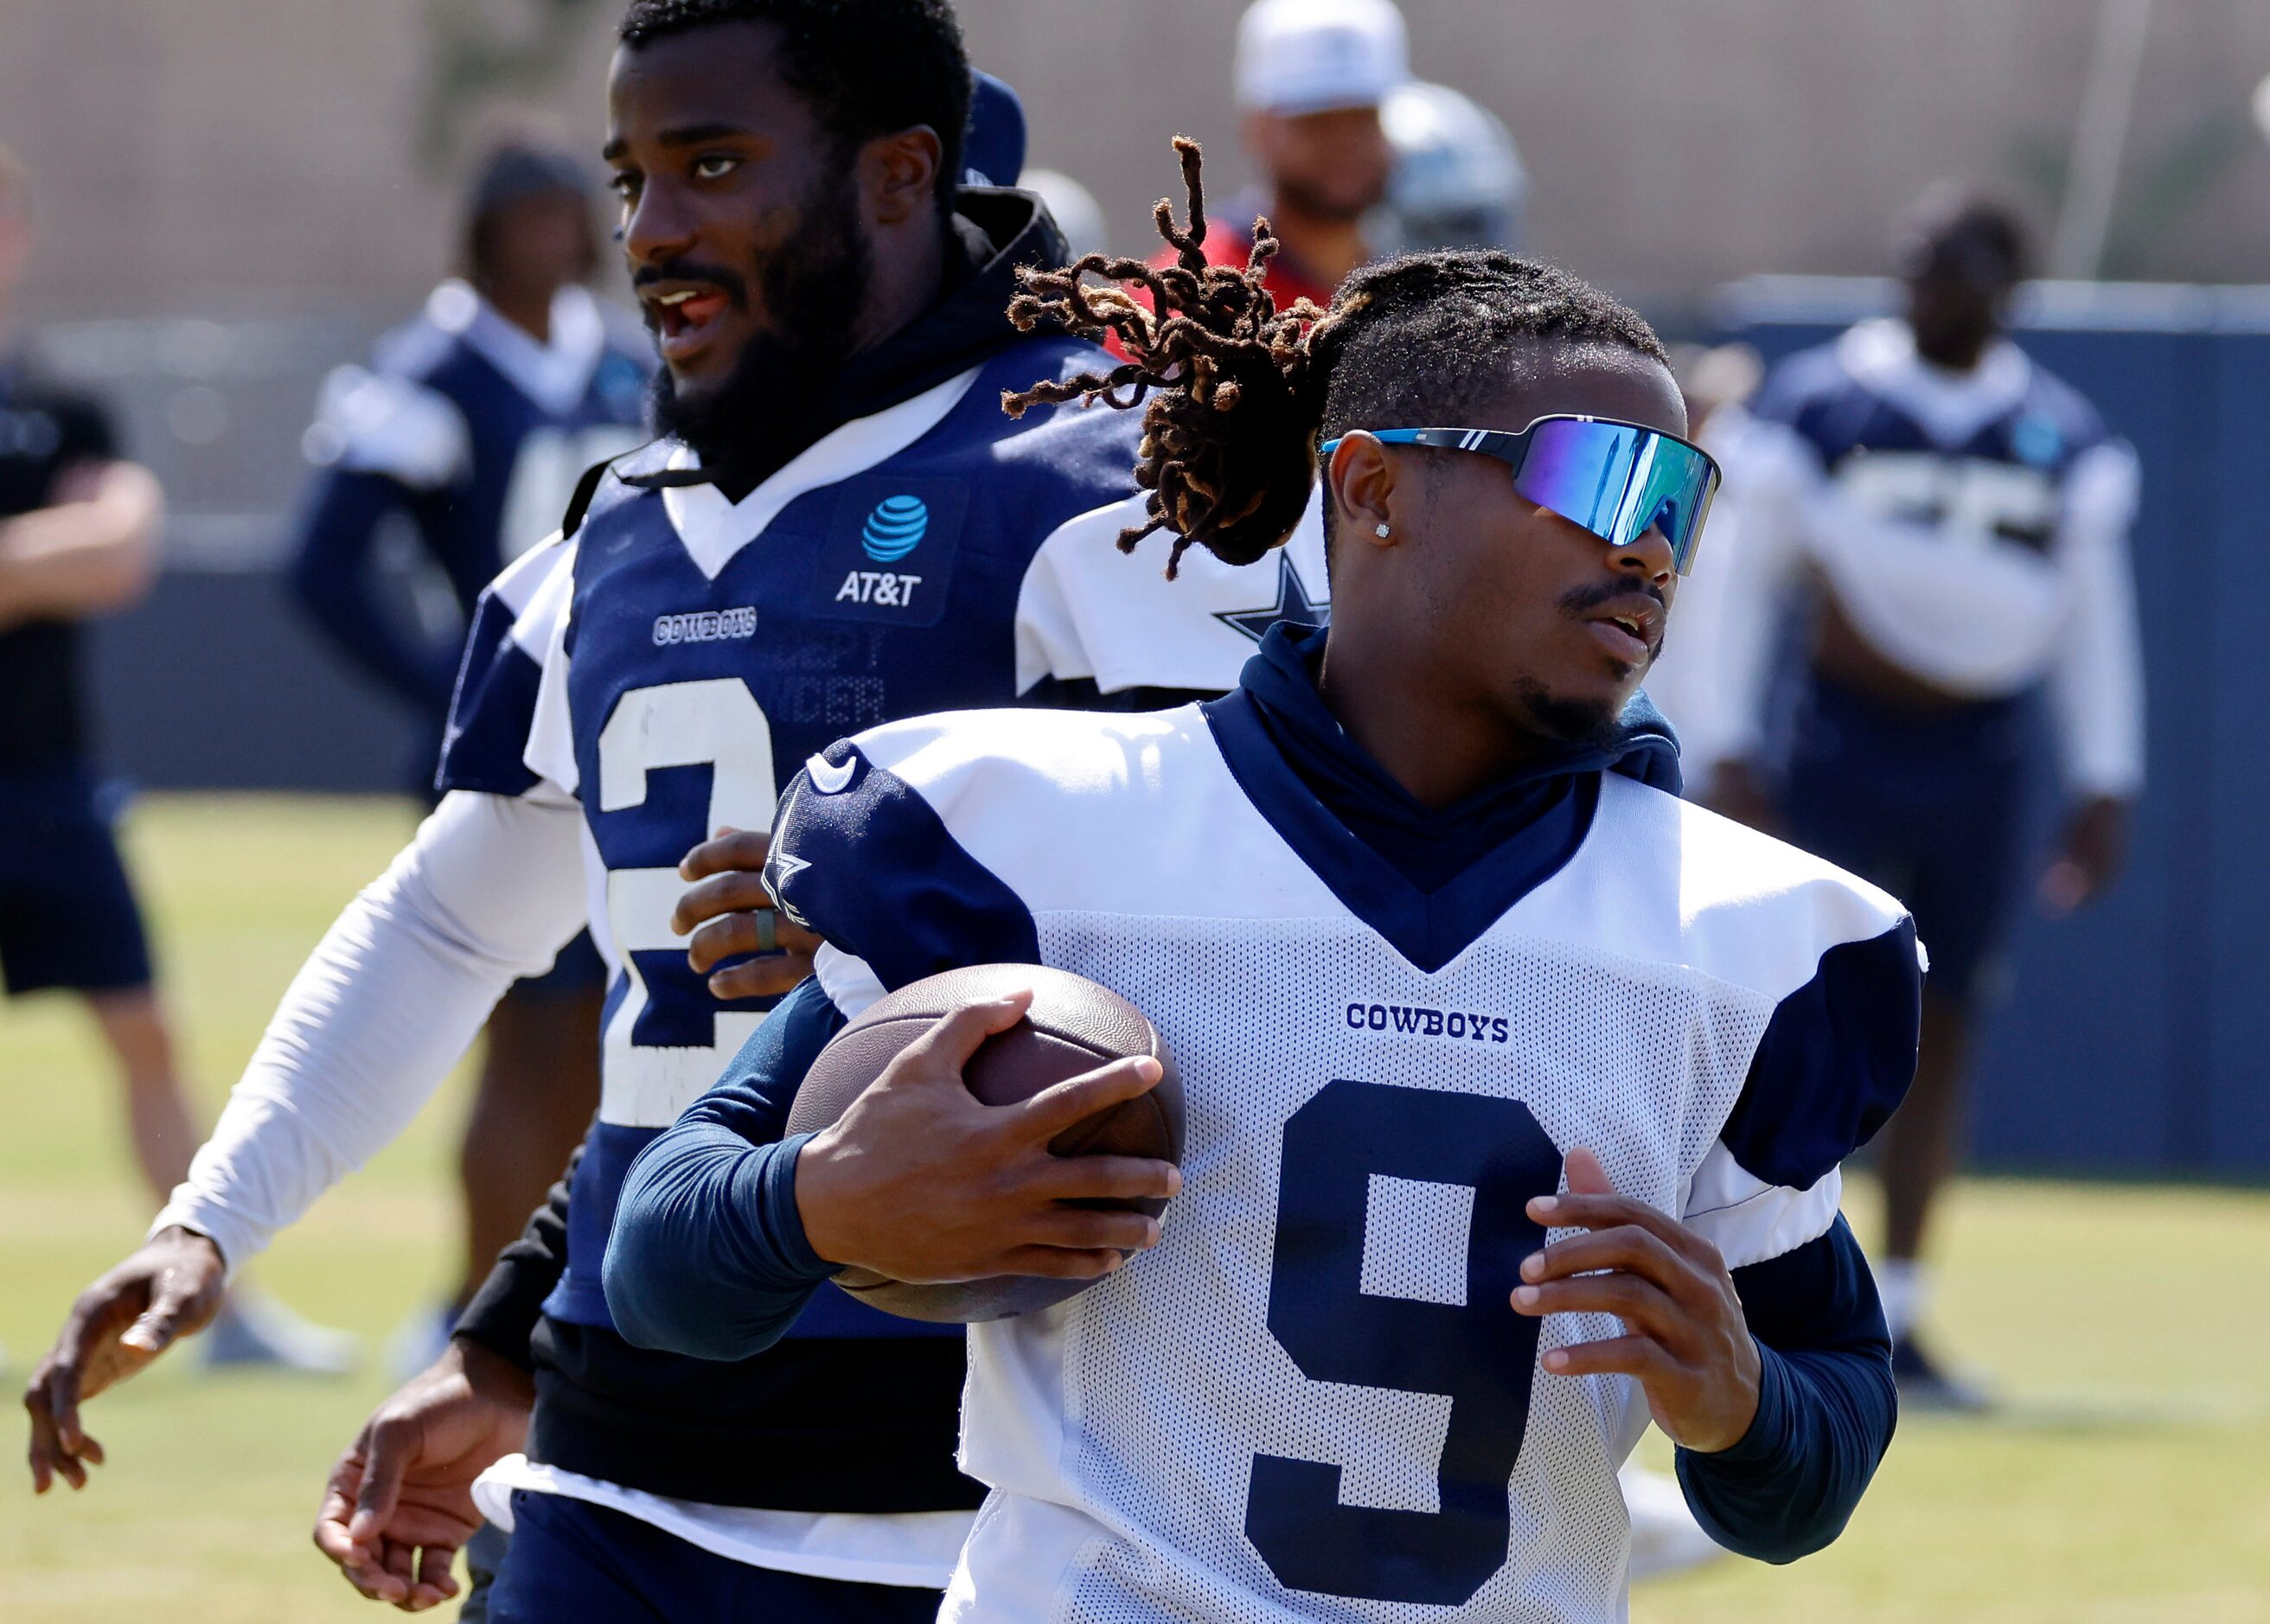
1375, 522, 1391, 538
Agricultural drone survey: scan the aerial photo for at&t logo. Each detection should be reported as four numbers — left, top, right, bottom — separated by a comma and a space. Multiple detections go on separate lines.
861, 495, 929, 562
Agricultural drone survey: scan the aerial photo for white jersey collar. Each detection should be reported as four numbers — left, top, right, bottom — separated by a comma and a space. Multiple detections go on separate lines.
1835, 316, 2033, 448
426, 279, 611, 419
661, 362, 984, 580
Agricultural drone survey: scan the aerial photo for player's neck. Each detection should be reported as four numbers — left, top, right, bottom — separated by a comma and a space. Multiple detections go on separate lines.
1266, 190, 1368, 291
479, 278, 556, 346
1317, 623, 1551, 810
1910, 323, 1996, 374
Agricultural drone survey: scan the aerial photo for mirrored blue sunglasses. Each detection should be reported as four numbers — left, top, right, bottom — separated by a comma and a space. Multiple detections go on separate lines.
1318, 417, 1722, 574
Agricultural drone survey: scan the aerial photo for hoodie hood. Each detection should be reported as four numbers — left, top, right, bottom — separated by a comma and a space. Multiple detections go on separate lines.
1243, 621, 1683, 800
1228, 620, 1680, 898
822, 187, 1070, 426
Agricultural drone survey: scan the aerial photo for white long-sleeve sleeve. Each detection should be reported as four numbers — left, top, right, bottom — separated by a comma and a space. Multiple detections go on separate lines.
1685, 415, 1813, 776
151, 789, 591, 1272
2046, 440, 2146, 797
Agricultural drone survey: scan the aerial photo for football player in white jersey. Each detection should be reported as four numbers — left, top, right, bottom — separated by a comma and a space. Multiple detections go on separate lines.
610, 147, 1916, 1621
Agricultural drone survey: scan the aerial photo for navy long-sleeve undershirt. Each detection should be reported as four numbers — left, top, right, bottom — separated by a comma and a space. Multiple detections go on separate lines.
608, 976, 1897, 1559
606, 978, 845, 1362
1685, 1214, 1896, 1563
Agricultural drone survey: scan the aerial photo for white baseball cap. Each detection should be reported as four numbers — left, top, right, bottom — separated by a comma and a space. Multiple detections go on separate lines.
1236, 0, 1410, 116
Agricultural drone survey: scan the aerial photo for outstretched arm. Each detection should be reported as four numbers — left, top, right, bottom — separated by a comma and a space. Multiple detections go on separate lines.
24, 789, 586, 1493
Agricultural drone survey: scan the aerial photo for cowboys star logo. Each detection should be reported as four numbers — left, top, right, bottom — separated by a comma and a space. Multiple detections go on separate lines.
1214, 554, 1331, 643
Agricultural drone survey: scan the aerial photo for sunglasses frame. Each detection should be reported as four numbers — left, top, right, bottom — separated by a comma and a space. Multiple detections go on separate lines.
1318, 415, 1722, 574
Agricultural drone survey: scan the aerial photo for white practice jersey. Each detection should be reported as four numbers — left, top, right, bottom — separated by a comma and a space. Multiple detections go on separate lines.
765, 693, 1922, 1621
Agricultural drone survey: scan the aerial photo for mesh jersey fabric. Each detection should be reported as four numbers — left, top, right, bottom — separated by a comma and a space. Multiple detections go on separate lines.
758, 703, 1916, 1622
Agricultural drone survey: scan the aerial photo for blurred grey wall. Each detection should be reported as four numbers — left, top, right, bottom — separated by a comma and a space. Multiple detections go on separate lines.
6, 0, 2270, 331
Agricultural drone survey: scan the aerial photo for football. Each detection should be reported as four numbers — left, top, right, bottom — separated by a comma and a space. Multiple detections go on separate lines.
783, 963, 1184, 1323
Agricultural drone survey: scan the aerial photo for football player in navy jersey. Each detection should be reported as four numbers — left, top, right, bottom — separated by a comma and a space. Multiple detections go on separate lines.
1683, 194, 2145, 1407
286, 139, 651, 1369
611, 147, 1914, 1622
25, 5, 1324, 1619
0, 144, 353, 1384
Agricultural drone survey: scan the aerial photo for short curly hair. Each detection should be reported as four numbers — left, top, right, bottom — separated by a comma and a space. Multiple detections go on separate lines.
618, 0, 969, 221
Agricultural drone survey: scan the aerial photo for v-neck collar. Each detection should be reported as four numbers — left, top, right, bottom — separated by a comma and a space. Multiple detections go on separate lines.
660, 362, 984, 579
426, 280, 611, 419
1199, 685, 1602, 976
1199, 623, 1681, 974
1836, 316, 2033, 447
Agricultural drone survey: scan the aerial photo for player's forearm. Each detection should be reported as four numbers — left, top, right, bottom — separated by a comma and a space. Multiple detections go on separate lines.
604, 978, 850, 1358
154, 792, 587, 1270
155, 860, 528, 1270
0, 463, 162, 627
606, 1124, 834, 1360
1673, 1216, 1896, 1562
2047, 447, 2146, 798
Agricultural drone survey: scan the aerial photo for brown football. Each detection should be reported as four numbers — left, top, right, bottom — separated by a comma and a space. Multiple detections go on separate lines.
783, 963, 1182, 1322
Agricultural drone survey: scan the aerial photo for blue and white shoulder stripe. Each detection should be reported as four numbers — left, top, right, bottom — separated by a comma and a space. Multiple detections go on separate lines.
437, 534, 580, 799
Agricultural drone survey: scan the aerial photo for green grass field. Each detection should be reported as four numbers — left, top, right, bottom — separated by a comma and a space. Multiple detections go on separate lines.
2, 795, 2266, 1621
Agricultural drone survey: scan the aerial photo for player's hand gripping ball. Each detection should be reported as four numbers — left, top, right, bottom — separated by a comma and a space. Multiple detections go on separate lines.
784, 965, 1183, 1322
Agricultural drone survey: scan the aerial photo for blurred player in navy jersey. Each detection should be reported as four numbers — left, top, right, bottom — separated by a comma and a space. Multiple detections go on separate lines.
0, 143, 353, 1379
286, 139, 649, 1368
612, 150, 1912, 1620
1689, 193, 2145, 1407
26, 5, 1326, 1618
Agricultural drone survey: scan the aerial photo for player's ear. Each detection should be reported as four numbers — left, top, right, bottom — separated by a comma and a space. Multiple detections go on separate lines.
1327, 432, 1401, 553
864, 126, 945, 228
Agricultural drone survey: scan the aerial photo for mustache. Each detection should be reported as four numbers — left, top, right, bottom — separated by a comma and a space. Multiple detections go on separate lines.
1557, 579, 1666, 617
1559, 576, 1669, 660
631, 259, 750, 307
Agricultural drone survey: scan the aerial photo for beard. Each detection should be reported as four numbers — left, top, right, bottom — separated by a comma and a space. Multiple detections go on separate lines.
1275, 168, 1383, 226
648, 158, 873, 484
1514, 679, 1629, 752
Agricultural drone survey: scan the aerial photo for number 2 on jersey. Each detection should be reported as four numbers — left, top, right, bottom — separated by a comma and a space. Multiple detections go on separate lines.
596, 677, 777, 1127
1248, 1080, 1560, 1605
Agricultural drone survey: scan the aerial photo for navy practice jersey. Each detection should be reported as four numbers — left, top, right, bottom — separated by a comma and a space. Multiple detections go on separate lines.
437, 331, 1331, 1342
290, 281, 651, 721
689, 687, 1920, 1620
1691, 317, 2143, 792
0, 360, 120, 771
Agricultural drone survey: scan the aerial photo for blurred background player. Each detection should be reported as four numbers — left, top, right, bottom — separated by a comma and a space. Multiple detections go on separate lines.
1635, 340, 1765, 759
286, 139, 650, 1371
1691, 190, 2145, 1407
1151, 0, 1407, 306
1378, 79, 1527, 254
0, 143, 351, 1376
